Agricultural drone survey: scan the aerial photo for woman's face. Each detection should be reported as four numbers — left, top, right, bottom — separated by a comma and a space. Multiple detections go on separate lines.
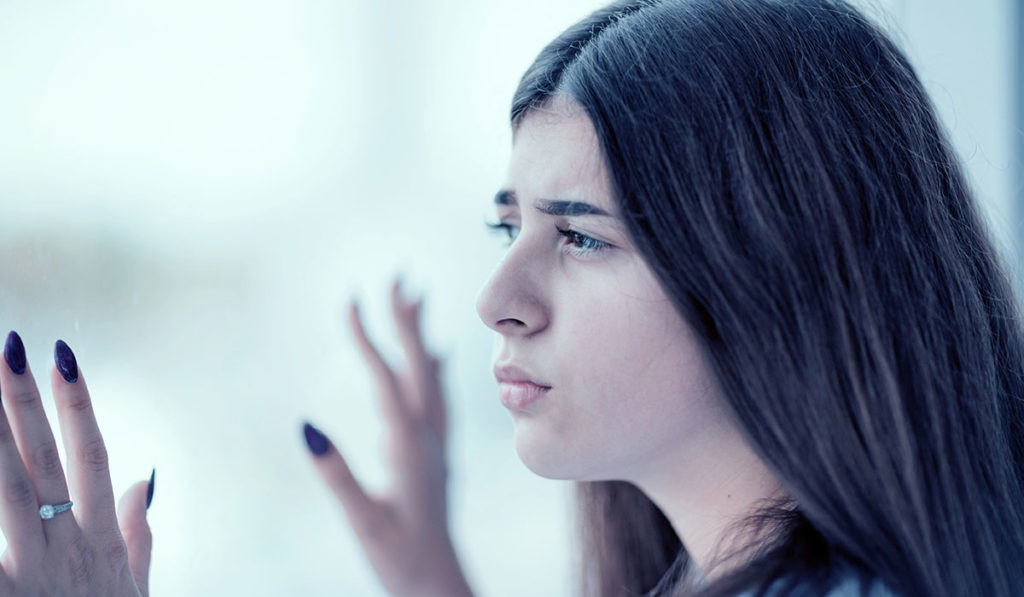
476, 97, 729, 483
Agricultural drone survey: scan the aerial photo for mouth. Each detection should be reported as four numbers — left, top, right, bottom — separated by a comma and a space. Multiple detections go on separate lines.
498, 380, 550, 411
493, 364, 552, 411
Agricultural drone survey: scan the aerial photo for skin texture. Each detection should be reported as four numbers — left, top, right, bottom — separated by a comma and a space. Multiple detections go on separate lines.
476, 99, 723, 483
476, 97, 786, 577
0, 336, 151, 596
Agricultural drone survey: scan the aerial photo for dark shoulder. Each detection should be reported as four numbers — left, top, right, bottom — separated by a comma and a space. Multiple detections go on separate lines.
816, 574, 898, 597
735, 571, 899, 597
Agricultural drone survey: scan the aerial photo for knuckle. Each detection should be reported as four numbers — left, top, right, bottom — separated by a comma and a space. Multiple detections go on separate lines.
65, 535, 95, 587
65, 390, 93, 413
78, 438, 109, 472
103, 533, 129, 566
4, 476, 37, 509
9, 387, 43, 409
31, 443, 63, 479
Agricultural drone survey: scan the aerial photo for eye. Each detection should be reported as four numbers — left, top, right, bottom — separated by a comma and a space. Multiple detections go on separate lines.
555, 225, 610, 257
486, 221, 520, 245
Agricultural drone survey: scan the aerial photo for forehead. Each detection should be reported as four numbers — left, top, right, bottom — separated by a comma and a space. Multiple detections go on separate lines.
505, 101, 614, 210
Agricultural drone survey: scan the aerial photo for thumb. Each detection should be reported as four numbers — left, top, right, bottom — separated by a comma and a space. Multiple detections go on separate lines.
117, 471, 154, 597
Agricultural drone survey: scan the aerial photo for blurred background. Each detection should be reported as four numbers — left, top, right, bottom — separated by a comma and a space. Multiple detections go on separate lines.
0, 0, 1020, 595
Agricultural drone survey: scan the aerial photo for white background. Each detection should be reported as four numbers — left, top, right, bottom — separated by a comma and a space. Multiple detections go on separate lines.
0, 1, 1018, 595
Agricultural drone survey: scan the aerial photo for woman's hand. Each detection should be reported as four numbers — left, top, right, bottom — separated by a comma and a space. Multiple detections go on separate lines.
303, 281, 472, 597
0, 332, 153, 596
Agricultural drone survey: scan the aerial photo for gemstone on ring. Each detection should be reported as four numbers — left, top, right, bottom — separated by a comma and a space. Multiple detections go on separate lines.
39, 501, 73, 520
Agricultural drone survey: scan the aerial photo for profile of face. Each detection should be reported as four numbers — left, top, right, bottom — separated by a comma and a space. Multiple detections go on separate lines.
476, 96, 733, 484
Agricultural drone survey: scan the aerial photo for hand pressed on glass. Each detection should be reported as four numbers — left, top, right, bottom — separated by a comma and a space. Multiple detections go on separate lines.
303, 280, 472, 597
0, 332, 152, 597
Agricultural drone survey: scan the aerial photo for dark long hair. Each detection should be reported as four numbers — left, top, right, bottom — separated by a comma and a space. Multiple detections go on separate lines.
510, 1, 1024, 595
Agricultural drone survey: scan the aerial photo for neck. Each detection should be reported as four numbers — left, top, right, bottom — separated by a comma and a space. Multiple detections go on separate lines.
629, 415, 788, 580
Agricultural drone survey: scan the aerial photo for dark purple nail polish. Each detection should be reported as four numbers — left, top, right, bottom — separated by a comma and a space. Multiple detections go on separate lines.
4, 331, 26, 375
303, 422, 330, 457
54, 340, 78, 383
146, 468, 155, 510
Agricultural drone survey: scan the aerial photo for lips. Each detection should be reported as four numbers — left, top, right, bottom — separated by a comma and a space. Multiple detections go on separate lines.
494, 364, 551, 411
493, 364, 550, 386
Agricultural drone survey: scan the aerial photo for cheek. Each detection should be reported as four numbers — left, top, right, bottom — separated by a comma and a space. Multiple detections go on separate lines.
512, 260, 729, 481
534, 270, 724, 478
572, 298, 717, 431
560, 267, 704, 402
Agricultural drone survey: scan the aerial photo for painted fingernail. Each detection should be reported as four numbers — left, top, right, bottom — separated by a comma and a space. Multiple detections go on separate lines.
4, 331, 26, 375
303, 422, 330, 457
54, 340, 78, 383
146, 468, 155, 510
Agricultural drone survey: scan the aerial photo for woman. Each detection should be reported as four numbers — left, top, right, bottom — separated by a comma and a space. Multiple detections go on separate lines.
0, 0, 1021, 595
304, 0, 1024, 595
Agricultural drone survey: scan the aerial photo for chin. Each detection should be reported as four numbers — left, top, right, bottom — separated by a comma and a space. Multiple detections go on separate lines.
512, 421, 606, 481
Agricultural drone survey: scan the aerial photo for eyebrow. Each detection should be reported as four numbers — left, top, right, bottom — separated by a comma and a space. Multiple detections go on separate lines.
493, 190, 612, 217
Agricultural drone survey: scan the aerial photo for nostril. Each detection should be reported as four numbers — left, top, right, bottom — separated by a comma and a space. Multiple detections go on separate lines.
497, 318, 527, 328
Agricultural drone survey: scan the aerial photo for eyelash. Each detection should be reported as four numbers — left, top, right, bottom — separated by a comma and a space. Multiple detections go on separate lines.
555, 225, 610, 257
485, 221, 610, 257
486, 221, 519, 245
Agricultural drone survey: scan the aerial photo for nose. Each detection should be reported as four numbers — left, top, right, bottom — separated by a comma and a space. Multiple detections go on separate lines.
475, 245, 550, 337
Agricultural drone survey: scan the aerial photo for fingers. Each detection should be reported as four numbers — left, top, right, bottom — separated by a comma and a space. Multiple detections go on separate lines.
117, 476, 153, 597
390, 280, 430, 371
0, 333, 150, 597
348, 301, 411, 430
0, 335, 76, 542
0, 332, 47, 565
302, 422, 382, 536
51, 341, 118, 534
389, 281, 446, 437
0, 404, 44, 566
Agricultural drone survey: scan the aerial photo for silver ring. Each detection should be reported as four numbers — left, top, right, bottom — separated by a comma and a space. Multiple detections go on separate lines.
39, 501, 73, 520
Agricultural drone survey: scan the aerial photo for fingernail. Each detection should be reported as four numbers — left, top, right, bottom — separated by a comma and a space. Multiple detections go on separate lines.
303, 422, 330, 457
4, 331, 26, 375
146, 468, 155, 510
54, 340, 78, 383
